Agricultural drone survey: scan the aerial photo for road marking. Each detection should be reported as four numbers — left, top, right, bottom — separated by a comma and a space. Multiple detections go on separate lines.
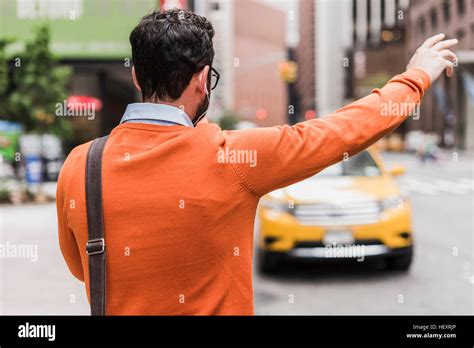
402, 179, 439, 195
431, 179, 472, 195
457, 178, 474, 190
401, 177, 474, 196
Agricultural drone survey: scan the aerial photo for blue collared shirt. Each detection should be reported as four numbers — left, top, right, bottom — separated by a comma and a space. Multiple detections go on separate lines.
120, 103, 194, 127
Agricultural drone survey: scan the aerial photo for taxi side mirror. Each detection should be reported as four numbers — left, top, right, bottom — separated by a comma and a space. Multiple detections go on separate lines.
390, 164, 406, 176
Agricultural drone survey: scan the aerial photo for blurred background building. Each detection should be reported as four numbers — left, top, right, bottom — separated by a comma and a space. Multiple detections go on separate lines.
1, 0, 157, 147
406, 0, 474, 149
0, 0, 473, 155
346, 0, 473, 150
296, 0, 316, 120
195, 0, 290, 127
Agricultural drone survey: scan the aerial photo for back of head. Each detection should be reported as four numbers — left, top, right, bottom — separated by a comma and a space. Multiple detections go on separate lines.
129, 8, 215, 102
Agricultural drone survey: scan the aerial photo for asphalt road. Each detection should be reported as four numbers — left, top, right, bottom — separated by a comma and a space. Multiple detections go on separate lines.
0, 151, 472, 315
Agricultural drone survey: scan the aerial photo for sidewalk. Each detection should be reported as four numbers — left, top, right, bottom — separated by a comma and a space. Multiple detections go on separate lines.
0, 203, 89, 315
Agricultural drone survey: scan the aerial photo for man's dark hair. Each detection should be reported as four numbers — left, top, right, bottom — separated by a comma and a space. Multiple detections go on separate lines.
129, 8, 215, 101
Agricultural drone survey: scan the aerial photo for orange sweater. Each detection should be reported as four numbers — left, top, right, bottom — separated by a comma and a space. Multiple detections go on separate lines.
57, 68, 430, 315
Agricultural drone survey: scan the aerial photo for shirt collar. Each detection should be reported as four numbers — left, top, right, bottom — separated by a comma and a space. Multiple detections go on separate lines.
120, 103, 194, 127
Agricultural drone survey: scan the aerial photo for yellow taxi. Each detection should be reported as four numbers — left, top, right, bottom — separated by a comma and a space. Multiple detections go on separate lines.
257, 147, 413, 273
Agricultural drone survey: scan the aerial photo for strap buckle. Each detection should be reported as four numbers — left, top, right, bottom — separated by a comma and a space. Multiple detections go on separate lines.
86, 238, 105, 255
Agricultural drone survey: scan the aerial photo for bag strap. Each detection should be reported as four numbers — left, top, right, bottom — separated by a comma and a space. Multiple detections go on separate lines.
85, 135, 109, 316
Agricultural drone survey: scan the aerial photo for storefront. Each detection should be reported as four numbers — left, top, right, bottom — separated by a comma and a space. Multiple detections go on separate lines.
0, 0, 158, 148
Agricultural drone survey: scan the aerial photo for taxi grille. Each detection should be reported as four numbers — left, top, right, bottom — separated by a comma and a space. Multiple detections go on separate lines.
293, 201, 381, 226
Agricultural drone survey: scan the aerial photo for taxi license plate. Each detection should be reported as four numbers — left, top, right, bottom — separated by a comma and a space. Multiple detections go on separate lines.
323, 230, 355, 246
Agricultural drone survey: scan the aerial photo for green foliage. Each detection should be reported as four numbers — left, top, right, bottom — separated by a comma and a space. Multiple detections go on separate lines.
218, 110, 241, 130
0, 37, 15, 118
0, 41, 9, 95
358, 72, 392, 89
8, 25, 72, 139
0, 187, 9, 203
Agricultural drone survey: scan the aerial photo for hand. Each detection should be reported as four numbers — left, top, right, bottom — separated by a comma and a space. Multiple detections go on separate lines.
407, 33, 458, 84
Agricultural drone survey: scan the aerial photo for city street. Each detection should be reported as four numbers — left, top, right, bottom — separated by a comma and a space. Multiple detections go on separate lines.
1, 151, 473, 315
253, 151, 474, 315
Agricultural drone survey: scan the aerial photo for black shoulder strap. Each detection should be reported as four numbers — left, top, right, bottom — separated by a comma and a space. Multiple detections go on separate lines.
85, 135, 109, 316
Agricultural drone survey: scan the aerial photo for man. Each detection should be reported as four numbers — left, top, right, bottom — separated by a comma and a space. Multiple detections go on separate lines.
57, 8, 457, 315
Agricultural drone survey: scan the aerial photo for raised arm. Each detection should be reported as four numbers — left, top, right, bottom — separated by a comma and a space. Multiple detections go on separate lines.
221, 34, 458, 197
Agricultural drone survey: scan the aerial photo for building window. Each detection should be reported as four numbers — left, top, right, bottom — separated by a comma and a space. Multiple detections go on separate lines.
456, 0, 465, 16
352, 0, 357, 45
442, 0, 451, 23
419, 17, 426, 34
210, 1, 220, 11
430, 8, 438, 29
456, 29, 466, 40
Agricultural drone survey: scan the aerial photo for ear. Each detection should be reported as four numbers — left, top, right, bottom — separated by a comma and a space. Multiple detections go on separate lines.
131, 66, 142, 92
196, 65, 210, 95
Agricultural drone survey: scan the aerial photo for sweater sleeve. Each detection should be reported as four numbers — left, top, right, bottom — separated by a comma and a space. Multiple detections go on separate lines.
221, 68, 431, 197
56, 147, 85, 282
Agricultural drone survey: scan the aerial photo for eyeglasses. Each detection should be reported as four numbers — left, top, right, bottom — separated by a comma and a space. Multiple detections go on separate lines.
197, 66, 220, 91
210, 67, 220, 91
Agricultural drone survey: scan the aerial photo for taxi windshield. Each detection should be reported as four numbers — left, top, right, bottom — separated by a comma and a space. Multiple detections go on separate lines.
316, 151, 381, 177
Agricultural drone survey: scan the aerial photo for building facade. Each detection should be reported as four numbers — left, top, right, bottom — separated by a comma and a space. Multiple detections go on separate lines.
0, 0, 158, 149
296, 0, 404, 120
195, 0, 288, 126
406, 0, 474, 150
351, 0, 474, 150
295, 0, 316, 119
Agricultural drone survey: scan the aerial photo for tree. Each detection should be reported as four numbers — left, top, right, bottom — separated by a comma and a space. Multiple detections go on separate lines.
218, 110, 241, 130
0, 38, 14, 119
9, 25, 72, 139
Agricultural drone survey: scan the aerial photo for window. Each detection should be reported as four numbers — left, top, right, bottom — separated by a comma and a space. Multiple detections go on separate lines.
430, 8, 438, 29
455, 29, 466, 40
442, 0, 451, 23
317, 151, 381, 177
210, 1, 220, 11
419, 17, 426, 34
456, 0, 465, 16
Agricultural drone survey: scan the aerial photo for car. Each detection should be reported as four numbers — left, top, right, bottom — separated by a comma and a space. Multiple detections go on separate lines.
257, 146, 413, 273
